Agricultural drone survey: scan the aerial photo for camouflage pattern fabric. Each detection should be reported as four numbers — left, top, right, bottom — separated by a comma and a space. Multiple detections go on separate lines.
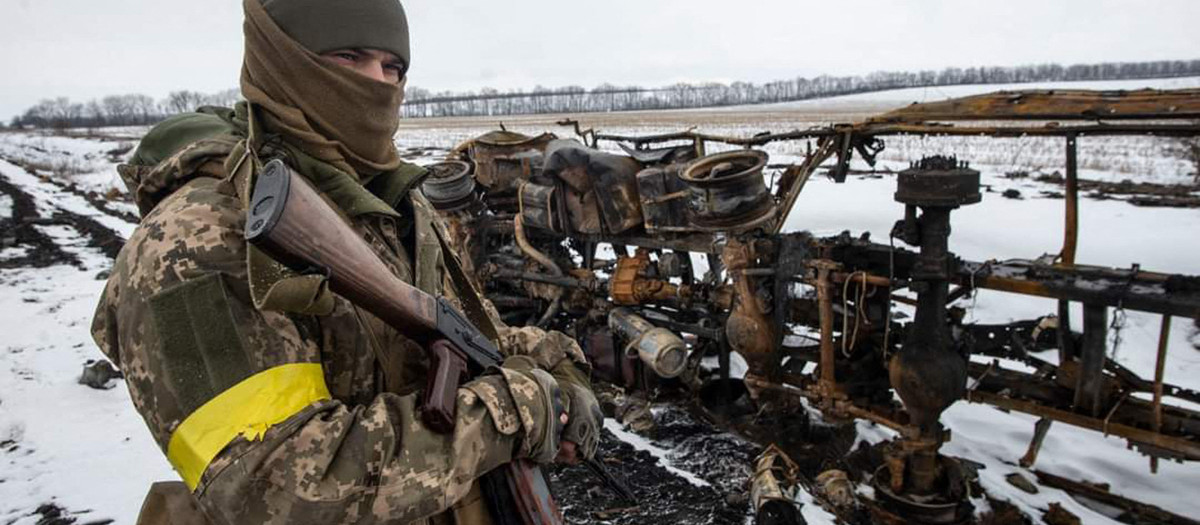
92, 119, 584, 524
499, 327, 601, 460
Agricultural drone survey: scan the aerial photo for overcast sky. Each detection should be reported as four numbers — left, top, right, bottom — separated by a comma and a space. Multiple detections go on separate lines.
2, 0, 1198, 121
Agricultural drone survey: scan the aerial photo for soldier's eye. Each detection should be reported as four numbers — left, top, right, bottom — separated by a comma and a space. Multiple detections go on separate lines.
384, 63, 407, 82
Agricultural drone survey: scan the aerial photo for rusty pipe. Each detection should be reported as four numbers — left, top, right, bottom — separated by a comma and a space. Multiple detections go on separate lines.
1057, 135, 1080, 365
514, 213, 563, 327
1152, 315, 1172, 473
813, 261, 839, 389
1061, 134, 1079, 266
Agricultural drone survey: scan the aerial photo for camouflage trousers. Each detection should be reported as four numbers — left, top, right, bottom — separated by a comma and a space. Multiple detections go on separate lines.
136, 480, 494, 525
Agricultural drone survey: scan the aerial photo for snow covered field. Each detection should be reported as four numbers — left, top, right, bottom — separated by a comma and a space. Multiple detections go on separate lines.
1, 79, 1199, 524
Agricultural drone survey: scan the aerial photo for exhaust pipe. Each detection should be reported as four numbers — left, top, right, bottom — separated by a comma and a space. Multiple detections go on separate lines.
608, 307, 687, 379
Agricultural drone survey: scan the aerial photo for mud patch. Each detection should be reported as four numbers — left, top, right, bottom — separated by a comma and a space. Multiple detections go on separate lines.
0, 175, 82, 269
49, 209, 126, 261
1035, 172, 1200, 208
19, 502, 113, 525
0, 174, 126, 268
0, 153, 139, 224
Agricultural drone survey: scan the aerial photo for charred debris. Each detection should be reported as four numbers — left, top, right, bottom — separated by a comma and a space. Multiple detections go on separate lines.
422, 88, 1200, 524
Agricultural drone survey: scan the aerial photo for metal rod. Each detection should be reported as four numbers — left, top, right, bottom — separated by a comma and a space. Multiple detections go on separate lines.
1062, 134, 1079, 266
492, 269, 588, 289
1058, 135, 1080, 366
967, 390, 1200, 461
1152, 315, 1173, 473
1019, 418, 1054, 468
814, 263, 838, 388
1033, 470, 1200, 525
773, 137, 837, 234
592, 123, 1200, 149
1074, 303, 1108, 417
742, 376, 907, 433
1058, 301, 1074, 364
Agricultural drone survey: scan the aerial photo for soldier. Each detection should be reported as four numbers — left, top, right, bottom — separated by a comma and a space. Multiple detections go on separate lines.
91, 0, 600, 523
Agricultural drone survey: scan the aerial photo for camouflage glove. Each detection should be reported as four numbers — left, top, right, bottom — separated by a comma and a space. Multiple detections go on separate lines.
557, 380, 602, 461
540, 355, 598, 462
499, 328, 601, 460
496, 355, 568, 464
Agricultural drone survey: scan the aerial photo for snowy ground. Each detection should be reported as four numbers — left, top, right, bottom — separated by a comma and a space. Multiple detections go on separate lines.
2, 79, 1199, 524
0, 136, 172, 524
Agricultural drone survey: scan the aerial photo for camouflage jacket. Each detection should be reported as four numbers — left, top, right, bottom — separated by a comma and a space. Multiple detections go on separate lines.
92, 106, 573, 524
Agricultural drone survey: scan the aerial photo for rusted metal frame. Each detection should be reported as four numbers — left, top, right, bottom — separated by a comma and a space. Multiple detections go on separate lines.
863, 122, 1200, 138
962, 319, 1200, 407
966, 389, 1200, 461
1011, 261, 1178, 283
968, 360, 1200, 439
1061, 133, 1080, 266
964, 272, 1200, 318
1032, 469, 1200, 525
1056, 132, 1081, 365
966, 360, 1066, 401
835, 400, 912, 436
555, 119, 598, 148
1074, 303, 1108, 416
772, 137, 839, 234
814, 242, 1200, 315
594, 128, 836, 149
559, 231, 726, 254
594, 123, 1200, 152
869, 88, 1200, 122
492, 269, 592, 290
692, 136, 706, 159
962, 258, 1192, 288
831, 129, 855, 183
1106, 355, 1200, 406
811, 260, 842, 392
830, 271, 892, 288
773, 234, 813, 383
1152, 315, 1172, 473
743, 375, 910, 434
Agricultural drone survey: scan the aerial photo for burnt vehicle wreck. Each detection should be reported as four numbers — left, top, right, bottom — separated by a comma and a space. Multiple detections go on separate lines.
422, 89, 1200, 524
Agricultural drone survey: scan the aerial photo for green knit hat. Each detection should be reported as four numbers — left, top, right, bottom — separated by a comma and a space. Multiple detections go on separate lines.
260, 0, 410, 72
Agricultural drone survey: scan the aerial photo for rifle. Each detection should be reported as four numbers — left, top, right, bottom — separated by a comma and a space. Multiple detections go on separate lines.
245, 159, 562, 524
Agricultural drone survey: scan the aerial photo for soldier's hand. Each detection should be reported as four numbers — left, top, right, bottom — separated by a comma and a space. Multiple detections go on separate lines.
557, 381, 602, 462
549, 358, 601, 462
497, 332, 601, 463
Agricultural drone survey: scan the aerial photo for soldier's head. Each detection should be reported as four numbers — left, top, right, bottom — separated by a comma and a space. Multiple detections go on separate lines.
260, 0, 411, 85
241, 0, 411, 177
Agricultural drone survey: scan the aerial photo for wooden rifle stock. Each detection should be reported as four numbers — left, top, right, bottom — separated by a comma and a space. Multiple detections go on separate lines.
245, 159, 562, 524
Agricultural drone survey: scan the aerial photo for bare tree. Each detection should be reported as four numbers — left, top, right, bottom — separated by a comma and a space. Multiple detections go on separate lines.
164, 90, 209, 115
14, 58, 1200, 127
206, 88, 242, 108
85, 100, 105, 130
127, 94, 158, 124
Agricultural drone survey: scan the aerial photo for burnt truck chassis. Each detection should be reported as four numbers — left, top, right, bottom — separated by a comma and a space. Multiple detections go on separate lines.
428, 88, 1200, 524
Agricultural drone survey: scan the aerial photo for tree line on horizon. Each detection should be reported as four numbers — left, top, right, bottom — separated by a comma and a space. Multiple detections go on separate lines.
9, 59, 1200, 129
402, 59, 1200, 117
8, 89, 241, 131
